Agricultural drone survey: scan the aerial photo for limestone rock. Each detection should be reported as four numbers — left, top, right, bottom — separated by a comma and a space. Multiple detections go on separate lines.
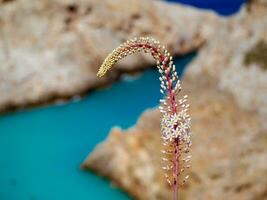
187, 1, 267, 120
82, 2, 267, 200
82, 111, 168, 200
0, 0, 218, 112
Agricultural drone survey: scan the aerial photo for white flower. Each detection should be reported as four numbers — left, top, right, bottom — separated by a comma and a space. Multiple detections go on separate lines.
172, 113, 181, 122
166, 116, 177, 128
160, 111, 192, 144
178, 109, 189, 119
161, 126, 173, 141
161, 113, 169, 124
178, 122, 189, 133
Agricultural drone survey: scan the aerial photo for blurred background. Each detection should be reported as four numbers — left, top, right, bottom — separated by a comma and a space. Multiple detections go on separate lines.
0, 0, 266, 200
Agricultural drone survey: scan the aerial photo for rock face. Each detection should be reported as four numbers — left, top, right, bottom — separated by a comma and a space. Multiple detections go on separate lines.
82, 111, 167, 200
82, 2, 267, 200
0, 0, 217, 112
187, 1, 267, 121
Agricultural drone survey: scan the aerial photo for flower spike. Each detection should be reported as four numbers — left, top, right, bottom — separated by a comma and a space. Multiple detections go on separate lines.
97, 37, 192, 200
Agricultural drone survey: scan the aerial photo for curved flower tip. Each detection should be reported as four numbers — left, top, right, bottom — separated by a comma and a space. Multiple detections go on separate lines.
96, 70, 104, 78
97, 63, 108, 77
97, 51, 118, 78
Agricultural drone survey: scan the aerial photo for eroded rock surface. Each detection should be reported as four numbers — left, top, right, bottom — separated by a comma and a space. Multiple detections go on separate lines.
83, 2, 267, 199
0, 0, 218, 112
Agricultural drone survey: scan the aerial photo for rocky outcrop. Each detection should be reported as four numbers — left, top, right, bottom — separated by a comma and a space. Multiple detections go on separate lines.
187, 1, 267, 120
0, 0, 218, 112
82, 2, 267, 200
82, 81, 267, 199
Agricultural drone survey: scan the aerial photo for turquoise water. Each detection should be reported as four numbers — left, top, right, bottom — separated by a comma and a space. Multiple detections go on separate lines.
0, 54, 194, 200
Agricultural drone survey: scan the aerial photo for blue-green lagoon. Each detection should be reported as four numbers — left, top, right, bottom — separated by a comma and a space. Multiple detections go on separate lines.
0, 54, 194, 200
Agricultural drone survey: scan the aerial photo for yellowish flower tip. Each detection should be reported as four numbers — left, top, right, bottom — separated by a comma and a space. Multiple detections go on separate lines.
97, 53, 117, 78
97, 62, 109, 78
96, 68, 105, 78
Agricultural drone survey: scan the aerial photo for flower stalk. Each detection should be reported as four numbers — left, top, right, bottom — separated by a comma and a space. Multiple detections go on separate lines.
97, 37, 192, 200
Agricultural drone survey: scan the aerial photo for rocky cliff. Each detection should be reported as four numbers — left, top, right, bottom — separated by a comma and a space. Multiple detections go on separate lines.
0, 0, 217, 112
